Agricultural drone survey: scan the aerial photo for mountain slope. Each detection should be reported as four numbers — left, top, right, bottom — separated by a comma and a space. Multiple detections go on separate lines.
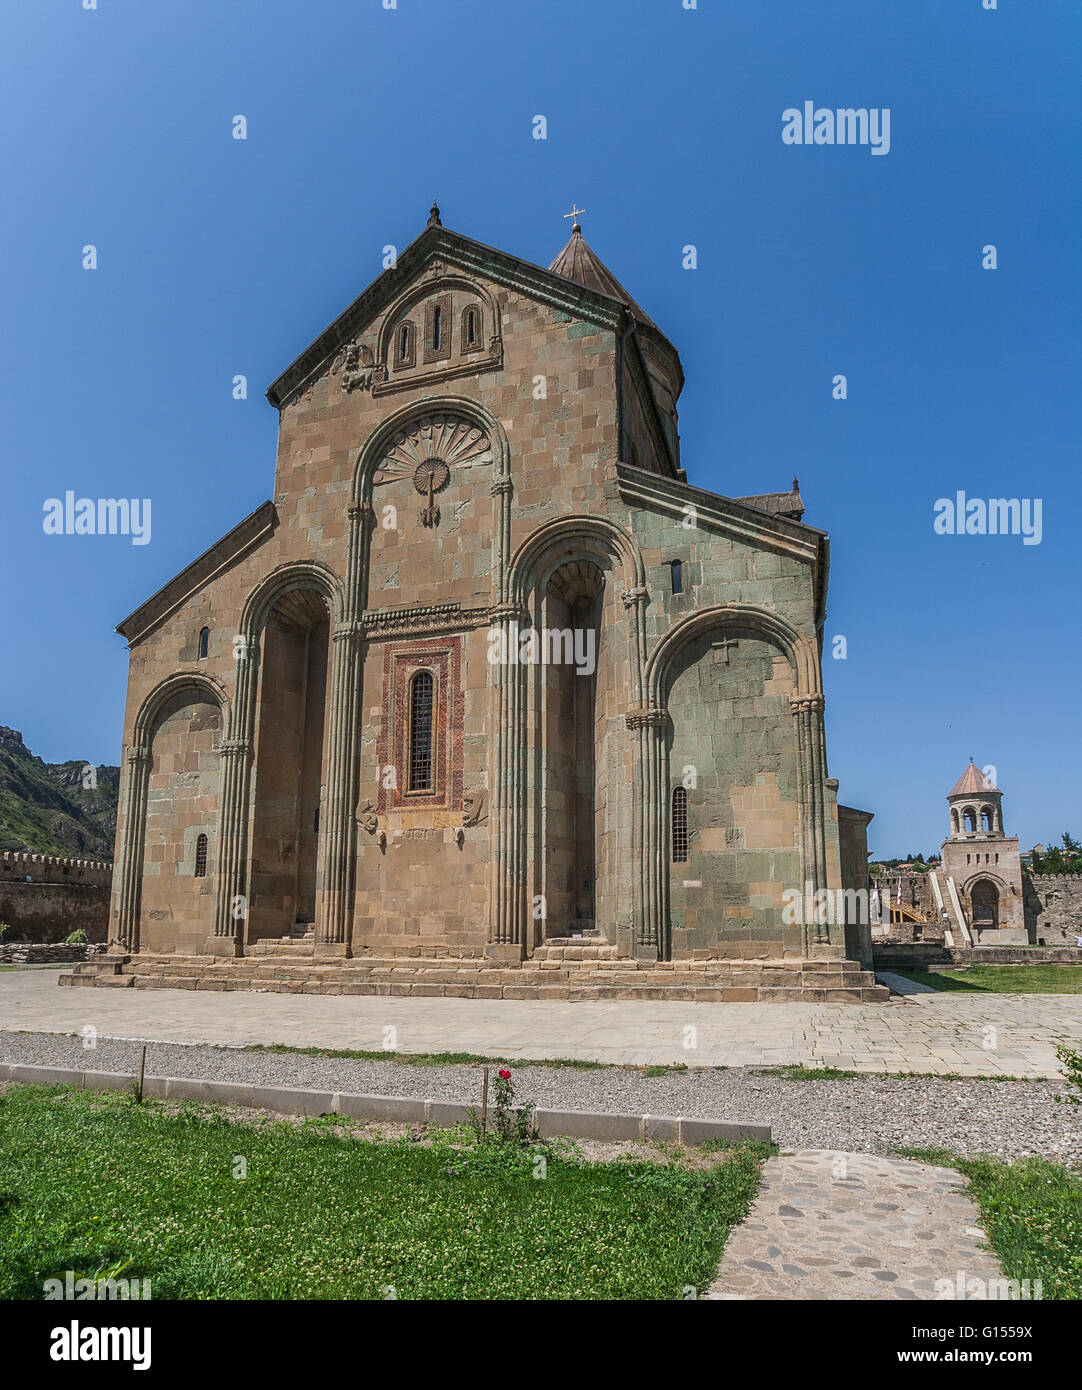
0, 727, 119, 859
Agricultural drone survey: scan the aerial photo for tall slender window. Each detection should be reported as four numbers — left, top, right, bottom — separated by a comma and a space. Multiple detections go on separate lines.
399, 325, 410, 360
671, 786, 688, 863
408, 671, 435, 792
466, 308, 477, 344
194, 833, 208, 878
198, 626, 209, 659
670, 560, 683, 595
432, 306, 442, 350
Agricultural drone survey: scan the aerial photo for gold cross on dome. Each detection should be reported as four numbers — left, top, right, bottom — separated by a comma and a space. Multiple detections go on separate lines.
563, 204, 586, 225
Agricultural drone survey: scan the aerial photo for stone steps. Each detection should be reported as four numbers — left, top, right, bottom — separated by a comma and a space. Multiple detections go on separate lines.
62, 952, 889, 1002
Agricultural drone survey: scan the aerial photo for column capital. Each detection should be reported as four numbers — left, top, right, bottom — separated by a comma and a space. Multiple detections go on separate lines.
332, 619, 366, 643
347, 501, 374, 520
621, 585, 648, 609
489, 478, 513, 498
488, 602, 529, 625
126, 746, 152, 767
789, 692, 825, 715
625, 706, 668, 731
219, 736, 252, 759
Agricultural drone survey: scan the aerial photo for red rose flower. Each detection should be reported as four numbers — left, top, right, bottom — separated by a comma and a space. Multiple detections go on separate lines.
498, 1069, 511, 1080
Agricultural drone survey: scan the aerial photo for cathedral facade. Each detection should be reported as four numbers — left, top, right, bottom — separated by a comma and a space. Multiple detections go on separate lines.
95, 208, 881, 1000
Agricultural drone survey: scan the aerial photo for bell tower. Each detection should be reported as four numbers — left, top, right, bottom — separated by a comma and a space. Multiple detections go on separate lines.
939, 760, 1028, 943
945, 759, 1004, 839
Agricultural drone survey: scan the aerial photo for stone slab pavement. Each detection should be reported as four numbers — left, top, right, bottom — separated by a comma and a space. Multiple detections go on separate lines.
1, 970, 1079, 1075
706, 1150, 1003, 1301
876, 971, 938, 996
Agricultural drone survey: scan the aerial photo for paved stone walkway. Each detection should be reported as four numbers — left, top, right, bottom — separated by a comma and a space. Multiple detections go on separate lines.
1, 970, 1078, 1074
876, 971, 938, 995
706, 1151, 1002, 1300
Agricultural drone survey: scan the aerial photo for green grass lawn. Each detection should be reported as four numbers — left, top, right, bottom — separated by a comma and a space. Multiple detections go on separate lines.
900, 1149, 1082, 1300
896, 965, 1082, 994
0, 1084, 766, 1300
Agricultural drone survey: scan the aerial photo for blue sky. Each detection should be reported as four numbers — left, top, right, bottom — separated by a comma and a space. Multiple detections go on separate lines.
1, 0, 1078, 856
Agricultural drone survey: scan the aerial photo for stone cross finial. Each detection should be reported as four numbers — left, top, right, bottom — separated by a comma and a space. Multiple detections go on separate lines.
711, 636, 739, 665
564, 203, 586, 231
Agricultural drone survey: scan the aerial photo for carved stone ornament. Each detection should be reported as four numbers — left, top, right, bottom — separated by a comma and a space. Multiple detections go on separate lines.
333, 341, 375, 394
462, 791, 488, 827
624, 707, 668, 731
358, 800, 380, 836
371, 414, 492, 529
342, 344, 374, 393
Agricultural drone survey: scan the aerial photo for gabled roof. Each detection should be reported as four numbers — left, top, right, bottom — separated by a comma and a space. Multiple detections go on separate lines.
116, 501, 277, 645
735, 478, 805, 522
266, 213, 681, 408
948, 760, 1001, 797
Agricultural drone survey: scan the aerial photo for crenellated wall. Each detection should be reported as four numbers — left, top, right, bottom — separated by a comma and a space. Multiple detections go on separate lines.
0, 852, 113, 942
1025, 874, 1082, 946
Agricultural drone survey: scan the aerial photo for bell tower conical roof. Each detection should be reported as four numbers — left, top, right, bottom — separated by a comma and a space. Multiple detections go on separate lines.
947, 760, 1000, 797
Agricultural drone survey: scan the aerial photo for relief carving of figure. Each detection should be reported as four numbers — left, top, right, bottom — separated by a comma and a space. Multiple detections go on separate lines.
336, 342, 375, 393
462, 791, 487, 827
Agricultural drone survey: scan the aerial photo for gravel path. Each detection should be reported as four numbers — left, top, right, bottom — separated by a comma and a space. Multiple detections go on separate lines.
2, 1030, 1080, 1165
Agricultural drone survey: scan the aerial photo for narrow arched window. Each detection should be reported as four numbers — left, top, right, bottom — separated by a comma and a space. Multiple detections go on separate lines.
408, 670, 435, 792
399, 325, 410, 360
670, 560, 683, 595
198, 627, 209, 659
194, 833, 208, 878
466, 308, 477, 344
432, 306, 442, 350
672, 786, 688, 863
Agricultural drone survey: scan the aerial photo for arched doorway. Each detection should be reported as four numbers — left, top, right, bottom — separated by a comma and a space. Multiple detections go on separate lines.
539, 559, 605, 937
248, 587, 331, 940
970, 878, 999, 930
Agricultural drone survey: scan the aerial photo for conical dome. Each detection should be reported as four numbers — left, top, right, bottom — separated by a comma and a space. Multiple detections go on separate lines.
947, 760, 1000, 798
548, 224, 663, 337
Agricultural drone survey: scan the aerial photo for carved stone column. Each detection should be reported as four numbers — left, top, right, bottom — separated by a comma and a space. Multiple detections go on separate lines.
486, 471, 524, 961
114, 746, 152, 952
487, 599, 527, 960
315, 620, 364, 952
209, 634, 261, 954
790, 692, 829, 953
209, 735, 252, 955
626, 706, 668, 959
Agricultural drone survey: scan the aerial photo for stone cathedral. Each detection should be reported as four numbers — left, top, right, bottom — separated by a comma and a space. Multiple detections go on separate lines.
71, 206, 885, 1002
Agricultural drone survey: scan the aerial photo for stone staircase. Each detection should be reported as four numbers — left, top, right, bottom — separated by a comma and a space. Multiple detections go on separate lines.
61, 948, 889, 1002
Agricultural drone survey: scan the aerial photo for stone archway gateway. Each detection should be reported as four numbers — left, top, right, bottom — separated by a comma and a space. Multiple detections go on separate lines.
969, 879, 999, 930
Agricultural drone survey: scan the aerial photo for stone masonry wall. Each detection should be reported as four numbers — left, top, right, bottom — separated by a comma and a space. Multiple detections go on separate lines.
1026, 874, 1082, 945
0, 852, 112, 942
667, 633, 801, 957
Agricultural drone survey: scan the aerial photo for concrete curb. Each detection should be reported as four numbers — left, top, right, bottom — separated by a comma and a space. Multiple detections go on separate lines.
0, 1061, 771, 1146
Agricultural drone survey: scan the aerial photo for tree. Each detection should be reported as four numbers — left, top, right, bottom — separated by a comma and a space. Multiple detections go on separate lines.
1031, 833, 1082, 875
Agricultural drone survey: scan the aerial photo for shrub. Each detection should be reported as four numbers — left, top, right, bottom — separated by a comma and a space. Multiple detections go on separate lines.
1055, 1044, 1082, 1105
